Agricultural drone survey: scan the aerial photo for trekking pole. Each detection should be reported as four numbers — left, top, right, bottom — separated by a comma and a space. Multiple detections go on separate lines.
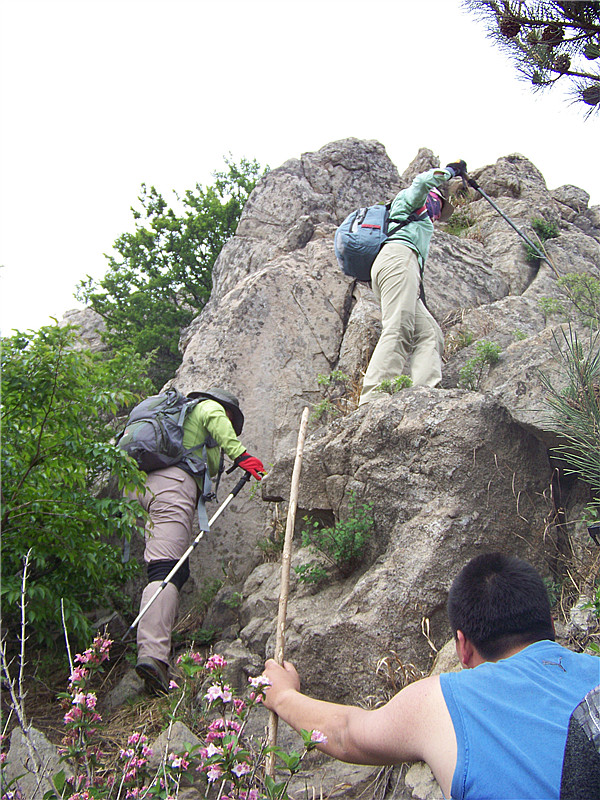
267, 406, 310, 779
123, 471, 252, 640
466, 175, 559, 277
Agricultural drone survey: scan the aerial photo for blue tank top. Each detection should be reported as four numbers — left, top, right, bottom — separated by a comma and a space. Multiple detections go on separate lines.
439, 640, 600, 799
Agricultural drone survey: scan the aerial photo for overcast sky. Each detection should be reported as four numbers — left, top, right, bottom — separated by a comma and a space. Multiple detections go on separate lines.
1, 0, 599, 335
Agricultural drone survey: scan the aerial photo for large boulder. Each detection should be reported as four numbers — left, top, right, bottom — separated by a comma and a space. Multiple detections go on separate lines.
168, 138, 599, 615
256, 388, 553, 702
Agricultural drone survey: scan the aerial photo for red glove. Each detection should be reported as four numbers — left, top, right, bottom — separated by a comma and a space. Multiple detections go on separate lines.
235, 452, 266, 480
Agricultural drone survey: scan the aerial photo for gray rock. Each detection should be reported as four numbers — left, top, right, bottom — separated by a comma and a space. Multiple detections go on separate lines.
4, 726, 69, 800
54, 138, 599, 800
171, 140, 599, 599
103, 668, 145, 712
60, 307, 107, 352
148, 720, 201, 771
404, 762, 445, 800
258, 388, 552, 703
551, 185, 590, 215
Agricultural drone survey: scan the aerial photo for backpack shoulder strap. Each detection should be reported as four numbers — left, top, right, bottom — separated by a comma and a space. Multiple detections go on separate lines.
387, 206, 428, 238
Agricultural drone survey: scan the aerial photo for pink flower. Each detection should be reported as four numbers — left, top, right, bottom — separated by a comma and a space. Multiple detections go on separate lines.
205, 743, 223, 757
63, 707, 83, 724
69, 666, 89, 684
206, 764, 223, 783
221, 685, 233, 702
248, 675, 271, 689
85, 694, 97, 710
169, 754, 189, 770
169, 680, 179, 690
233, 698, 246, 714
205, 654, 227, 671
232, 762, 251, 777
206, 718, 241, 742
310, 730, 328, 744
204, 683, 232, 703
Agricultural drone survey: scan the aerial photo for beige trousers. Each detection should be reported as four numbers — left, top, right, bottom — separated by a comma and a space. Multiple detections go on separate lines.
359, 242, 444, 405
132, 466, 198, 664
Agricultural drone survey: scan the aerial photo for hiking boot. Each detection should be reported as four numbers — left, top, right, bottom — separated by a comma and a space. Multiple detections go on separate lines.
135, 657, 170, 695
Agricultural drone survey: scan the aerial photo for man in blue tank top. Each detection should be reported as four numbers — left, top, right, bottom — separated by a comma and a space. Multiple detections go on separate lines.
262, 553, 599, 799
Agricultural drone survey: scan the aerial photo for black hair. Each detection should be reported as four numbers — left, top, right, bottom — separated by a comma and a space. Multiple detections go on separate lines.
447, 552, 555, 660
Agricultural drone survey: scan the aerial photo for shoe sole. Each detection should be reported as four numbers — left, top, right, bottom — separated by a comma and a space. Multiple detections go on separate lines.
135, 662, 169, 695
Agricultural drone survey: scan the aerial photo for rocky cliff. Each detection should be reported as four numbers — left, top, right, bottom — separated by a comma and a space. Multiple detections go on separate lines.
52, 139, 597, 799
160, 138, 599, 796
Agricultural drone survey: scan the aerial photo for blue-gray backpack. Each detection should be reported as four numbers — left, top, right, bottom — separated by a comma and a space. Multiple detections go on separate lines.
117, 388, 211, 475
334, 204, 427, 281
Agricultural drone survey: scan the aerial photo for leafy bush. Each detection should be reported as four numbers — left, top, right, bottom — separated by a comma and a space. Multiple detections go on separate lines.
539, 326, 600, 523
557, 273, 600, 328
538, 295, 565, 322
310, 398, 338, 424
525, 216, 560, 265
295, 491, 374, 582
1, 324, 150, 648
311, 370, 360, 422
375, 375, 413, 395
445, 328, 475, 357
531, 217, 559, 241
458, 340, 501, 390
294, 562, 330, 585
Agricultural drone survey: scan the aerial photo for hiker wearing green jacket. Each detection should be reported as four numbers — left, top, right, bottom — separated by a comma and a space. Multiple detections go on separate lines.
359, 161, 467, 405
134, 388, 265, 695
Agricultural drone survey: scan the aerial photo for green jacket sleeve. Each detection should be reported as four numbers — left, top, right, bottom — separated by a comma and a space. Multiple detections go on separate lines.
183, 399, 246, 477
390, 167, 453, 218
386, 167, 453, 266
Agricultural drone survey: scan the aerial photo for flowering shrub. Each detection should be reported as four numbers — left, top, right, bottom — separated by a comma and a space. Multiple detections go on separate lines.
1, 638, 326, 800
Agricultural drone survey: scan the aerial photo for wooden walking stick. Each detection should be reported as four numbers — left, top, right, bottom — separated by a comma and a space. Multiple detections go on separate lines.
266, 406, 310, 778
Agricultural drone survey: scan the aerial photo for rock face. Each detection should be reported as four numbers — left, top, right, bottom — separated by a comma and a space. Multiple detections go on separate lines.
171, 139, 599, 589
54, 139, 597, 798
4, 727, 70, 800
257, 389, 553, 702
164, 139, 600, 797
60, 307, 107, 351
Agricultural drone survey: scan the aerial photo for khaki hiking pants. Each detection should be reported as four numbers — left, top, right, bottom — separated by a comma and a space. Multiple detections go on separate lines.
359, 242, 443, 405
131, 466, 198, 665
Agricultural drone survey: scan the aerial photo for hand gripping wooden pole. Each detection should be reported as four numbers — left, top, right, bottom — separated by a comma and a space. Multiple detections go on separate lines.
267, 406, 310, 778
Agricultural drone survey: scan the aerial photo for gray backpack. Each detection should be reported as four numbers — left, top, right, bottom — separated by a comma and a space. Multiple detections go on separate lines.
117, 388, 212, 476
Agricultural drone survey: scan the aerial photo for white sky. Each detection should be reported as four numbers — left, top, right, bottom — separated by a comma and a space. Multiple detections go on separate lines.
1, 0, 599, 335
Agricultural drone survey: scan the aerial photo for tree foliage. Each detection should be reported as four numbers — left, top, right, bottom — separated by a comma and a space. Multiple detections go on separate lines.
540, 326, 600, 519
464, 1, 600, 116
1, 324, 151, 648
76, 157, 265, 390
539, 275, 600, 523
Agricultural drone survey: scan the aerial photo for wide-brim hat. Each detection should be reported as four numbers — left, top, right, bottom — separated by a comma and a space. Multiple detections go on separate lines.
187, 388, 244, 435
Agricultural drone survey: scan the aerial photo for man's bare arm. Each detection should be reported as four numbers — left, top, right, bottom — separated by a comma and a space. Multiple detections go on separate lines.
262, 659, 453, 772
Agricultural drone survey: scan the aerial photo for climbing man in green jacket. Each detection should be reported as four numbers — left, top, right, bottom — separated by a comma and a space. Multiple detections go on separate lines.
133, 388, 265, 694
359, 160, 467, 405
